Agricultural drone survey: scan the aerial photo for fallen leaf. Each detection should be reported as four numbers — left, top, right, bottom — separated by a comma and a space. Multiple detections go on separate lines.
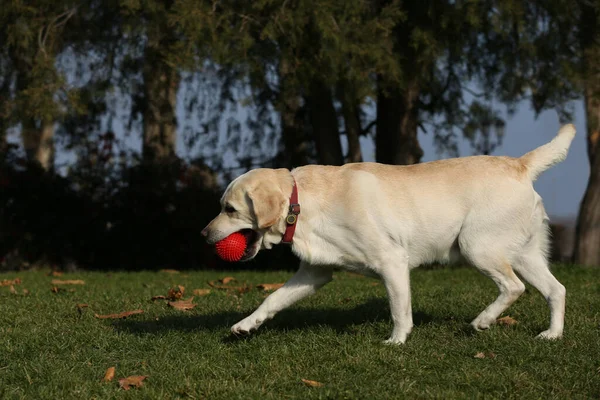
94, 310, 144, 319
497, 316, 518, 326
51, 279, 85, 285
118, 375, 147, 390
47, 271, 63, 277
256, 283, 284, 291
151, 295, 167, 301
160, 269, 179, 274
22, 288, 30, 295
0, 278, 21, 287
167, 285, 185, 300
208, 280, 251, 294
168, 297, 196, 311
237, 286, 252, 294
193, 289, 211, 296
9, 285, 17, 294
76, 303, 89, 310
220, 276, 236, 285
474, 352, 486, 359
301, 379, 324, 388
103, 367, 116, 382
488, 352, 497, 359
51, 286, 75, 294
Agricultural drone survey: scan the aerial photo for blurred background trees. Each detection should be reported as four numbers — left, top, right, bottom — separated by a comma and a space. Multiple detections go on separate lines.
1, 0, 599, 269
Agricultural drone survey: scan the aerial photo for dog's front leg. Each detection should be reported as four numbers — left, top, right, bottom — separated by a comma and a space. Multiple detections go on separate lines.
380, 255, 413, 345
231, 262, 333, 335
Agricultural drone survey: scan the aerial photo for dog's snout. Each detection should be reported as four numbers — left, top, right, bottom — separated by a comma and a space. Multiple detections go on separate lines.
201, 227, 209, 238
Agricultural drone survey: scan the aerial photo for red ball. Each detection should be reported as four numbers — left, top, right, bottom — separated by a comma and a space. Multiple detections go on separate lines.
215, 232, 247, 262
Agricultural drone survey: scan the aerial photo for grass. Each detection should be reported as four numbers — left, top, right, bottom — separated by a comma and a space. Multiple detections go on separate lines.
1, 265, 599, 399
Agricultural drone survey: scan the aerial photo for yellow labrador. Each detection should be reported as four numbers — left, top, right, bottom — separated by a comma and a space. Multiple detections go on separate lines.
202, 124, 575, 344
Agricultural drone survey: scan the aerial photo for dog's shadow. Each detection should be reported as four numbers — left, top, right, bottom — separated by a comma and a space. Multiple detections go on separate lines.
113, 298, 440, 340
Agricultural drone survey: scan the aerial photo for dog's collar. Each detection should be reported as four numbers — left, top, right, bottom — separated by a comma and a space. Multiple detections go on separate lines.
282, 178, 300, 244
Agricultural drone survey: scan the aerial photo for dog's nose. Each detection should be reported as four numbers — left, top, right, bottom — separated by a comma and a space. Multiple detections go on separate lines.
201, 227, 208, 237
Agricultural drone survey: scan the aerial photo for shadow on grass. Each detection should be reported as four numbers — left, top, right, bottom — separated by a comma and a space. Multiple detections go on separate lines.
113, 298, 446, 340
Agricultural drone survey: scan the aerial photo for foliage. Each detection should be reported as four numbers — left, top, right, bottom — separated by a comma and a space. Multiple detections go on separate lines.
2, 0, 599, 267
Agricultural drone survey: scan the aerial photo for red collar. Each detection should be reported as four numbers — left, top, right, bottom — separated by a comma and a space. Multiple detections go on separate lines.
282, 179, 300, 244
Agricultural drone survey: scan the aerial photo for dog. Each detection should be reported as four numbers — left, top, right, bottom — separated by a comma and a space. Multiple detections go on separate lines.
201, 124, 575, 344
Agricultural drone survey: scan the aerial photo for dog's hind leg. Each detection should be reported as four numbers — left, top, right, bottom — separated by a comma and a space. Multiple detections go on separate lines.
512, 246, 565, 340
230, 262, 332, 335
461, 247, 526, 331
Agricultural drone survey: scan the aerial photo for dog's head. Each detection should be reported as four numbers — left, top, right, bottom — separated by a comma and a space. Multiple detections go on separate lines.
201, 168, 293, 261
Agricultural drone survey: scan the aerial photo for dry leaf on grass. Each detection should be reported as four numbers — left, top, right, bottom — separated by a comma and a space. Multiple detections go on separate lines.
167, 285, 185, 300
193, 289, 211, 296
103, 367, 116, 382
94, 310, 144, 319
208, 280, 251, 294
151, 295, 167, 301
9, 285, 17, 294
497, 316, 518, 326
51, 286, 75, 293
118, 375, 147, 390
159, 269, 179, 274
220, 276, 236, 284
256, 283, 284, 291
22, 288, 30, 295
474, 352, 496, 359
51, 279, 85, 285
168, 297, 196, 311
0, 278, 21, 287
76, 303, 89, 316
301, 379, 324, 388
47, 271, 63, 277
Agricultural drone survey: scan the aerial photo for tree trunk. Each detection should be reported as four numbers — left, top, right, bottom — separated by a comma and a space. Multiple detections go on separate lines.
306, 80, 343, 166
22, 118, 54, 170
574, 2, 600, 266
277, 59, 309, 168
375, 76, 423, 165
0, 128, 6, 156
574, 91, 600, 266
15, 66, 55, 171
142, 48, 179, 163
339, 82, 363, 163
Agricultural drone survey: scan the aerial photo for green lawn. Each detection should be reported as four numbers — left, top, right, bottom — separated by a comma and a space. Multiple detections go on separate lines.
1, 265, 599, 399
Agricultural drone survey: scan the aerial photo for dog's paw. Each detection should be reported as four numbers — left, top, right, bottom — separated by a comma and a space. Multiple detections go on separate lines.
382, 332, 408, 345
231, 316, 264, 335
470, 319, 491, 332
536, 329, 562, 340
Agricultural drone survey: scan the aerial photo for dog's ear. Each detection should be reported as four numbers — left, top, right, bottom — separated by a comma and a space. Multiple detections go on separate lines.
247, 184, 287, 230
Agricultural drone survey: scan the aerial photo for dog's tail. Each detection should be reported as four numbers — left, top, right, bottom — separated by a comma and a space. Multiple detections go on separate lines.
520, 124, 576, 181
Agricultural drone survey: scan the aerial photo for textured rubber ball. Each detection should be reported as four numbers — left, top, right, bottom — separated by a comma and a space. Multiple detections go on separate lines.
215, 232, 247, 262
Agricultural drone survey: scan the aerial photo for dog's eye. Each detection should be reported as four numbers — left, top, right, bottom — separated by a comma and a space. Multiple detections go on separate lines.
225, 204, 236, 213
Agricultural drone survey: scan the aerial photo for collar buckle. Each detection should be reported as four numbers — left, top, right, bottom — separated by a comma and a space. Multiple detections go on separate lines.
282, 180, 300, 244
